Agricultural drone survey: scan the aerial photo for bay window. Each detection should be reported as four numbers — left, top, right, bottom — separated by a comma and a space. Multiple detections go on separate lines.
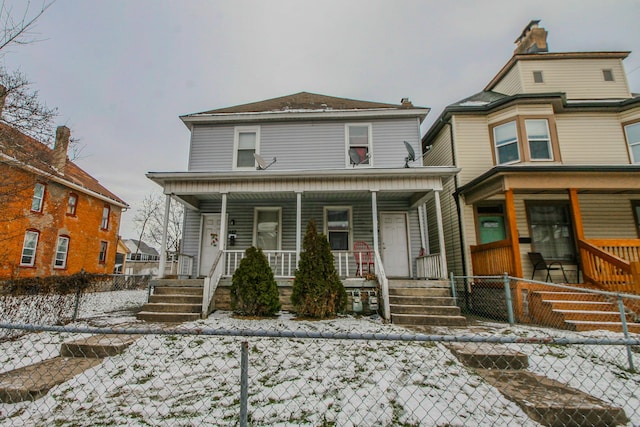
525, 119, 553, 160
493, 121, 520, 164
624, 122, 640, 164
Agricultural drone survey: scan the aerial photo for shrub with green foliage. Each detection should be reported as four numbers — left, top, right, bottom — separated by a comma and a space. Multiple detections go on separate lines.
291, 219, 347, 318
230, 246, 281, 316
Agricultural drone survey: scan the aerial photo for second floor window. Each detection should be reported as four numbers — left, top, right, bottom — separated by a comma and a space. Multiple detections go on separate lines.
31, 183, 45, 212
20, 230, 39, 266
346, 124, 371, 167
54, 236, 70, 268
67, 193, 78, 215
525, 119, 552, 160
493, 121, 520, 164
234, 126, 260, 169
624, 122, 640, 164
101, 205, 110, 230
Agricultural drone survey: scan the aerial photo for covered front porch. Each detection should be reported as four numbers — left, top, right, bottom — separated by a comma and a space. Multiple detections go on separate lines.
460, 166, 640, 297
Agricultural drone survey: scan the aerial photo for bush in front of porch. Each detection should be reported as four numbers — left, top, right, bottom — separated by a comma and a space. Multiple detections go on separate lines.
230, 247, 281, 316
292, 219, 347, 318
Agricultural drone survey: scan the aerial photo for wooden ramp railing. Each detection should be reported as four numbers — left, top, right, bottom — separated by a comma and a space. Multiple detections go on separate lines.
471, 239, 516, 276
579, 239, 640, 295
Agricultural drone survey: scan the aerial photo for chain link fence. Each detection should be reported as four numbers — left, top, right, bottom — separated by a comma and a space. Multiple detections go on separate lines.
1, 311, 639, 426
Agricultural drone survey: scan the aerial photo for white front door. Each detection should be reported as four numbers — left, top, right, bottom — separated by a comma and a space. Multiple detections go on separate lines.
381, 212, 410, 277
199, 213, 222, 277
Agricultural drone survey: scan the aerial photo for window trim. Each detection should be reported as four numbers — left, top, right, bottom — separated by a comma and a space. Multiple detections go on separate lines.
31, 182, 46, 213
602, 69, 615, 82
623, 120, 640, 164
524, 119, 553, 161
489, 116, 561, 165
54, 235, 70, 269
99, 241, 108, 264
345, 123, 373, 168
20, 229, 40, 267
323, 206, 353, 251
252, 207, 282, 250
233, 126, 261, 171
532, 71, 544, 83
525, 200, 576, 262
67, 193, 78, 216
100, 205, 110, 230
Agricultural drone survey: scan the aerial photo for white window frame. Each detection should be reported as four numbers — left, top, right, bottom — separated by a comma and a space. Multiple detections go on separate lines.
323, 206, 353, 251
54, 236, 70, 269
624, 122, 640, 164
67, 193, 78, 216
233, 126, 261, 170
20, 230, 39, 266
525, 119, 553, 161
99, 241, 108, 264
493, 121, 520, 165
345, 123, 373, 167
253, 207, 282, 250
31, 183, 45, 212
101, 205, 110, 230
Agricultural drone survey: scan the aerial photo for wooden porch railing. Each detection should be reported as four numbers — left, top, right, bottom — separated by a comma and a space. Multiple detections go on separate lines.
578, 239, 640, 295
224, 250, 298, 278
416, 253, 445, 279
470, 239, 516, 277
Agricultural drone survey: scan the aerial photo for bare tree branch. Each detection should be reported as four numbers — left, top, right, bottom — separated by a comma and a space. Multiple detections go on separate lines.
0, 0, 55, 52
133, 192, 184, 254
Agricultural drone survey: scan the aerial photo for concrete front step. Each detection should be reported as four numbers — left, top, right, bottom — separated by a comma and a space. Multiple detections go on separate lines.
137, 312, 201, 322
534, 291, 607, 302
150, 279, 204, 288
547, 300, 618, 312
60, 335, 139, 358
388, 279, 449, 288
391, 313, 466, 326
389, 296, 455, 306
447, 343, 529, 370
149, 294, 202, 304
390, 304, 461, 316
554, 310, 622, 323
388, 287, 451, 297
141, 303, 201, 313
153, 286, 204, 296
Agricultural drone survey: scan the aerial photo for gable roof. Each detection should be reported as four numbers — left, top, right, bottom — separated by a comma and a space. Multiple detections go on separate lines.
0, 122, 128, 207
124, 239, 159, 256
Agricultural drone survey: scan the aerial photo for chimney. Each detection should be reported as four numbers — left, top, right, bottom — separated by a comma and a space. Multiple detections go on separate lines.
400, 97, 413, 108
514, 20, 548, 54
52, 126, 71, 173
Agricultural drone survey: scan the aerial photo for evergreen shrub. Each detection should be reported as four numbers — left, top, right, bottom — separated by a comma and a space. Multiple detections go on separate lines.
230, 246, 281, 316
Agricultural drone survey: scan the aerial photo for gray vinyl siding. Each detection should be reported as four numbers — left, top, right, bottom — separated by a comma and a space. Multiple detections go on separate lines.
424, 126, 453, 167
188, 118, 421, 171
425, 178, 462, 276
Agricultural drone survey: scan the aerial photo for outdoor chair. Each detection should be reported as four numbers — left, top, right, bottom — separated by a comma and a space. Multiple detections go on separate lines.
354, 241, 374, 277
528, 252, 569, 283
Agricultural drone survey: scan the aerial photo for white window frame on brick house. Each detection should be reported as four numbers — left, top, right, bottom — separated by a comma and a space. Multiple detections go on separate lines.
20, 230, 39, 266
101, 205, 110, 230
67, 193, 78, 216
99, 241, 108, 264
31, 182, 45, 212
345, 123, 373, 167
233, 126, 260, 170
54, 235, 70, 269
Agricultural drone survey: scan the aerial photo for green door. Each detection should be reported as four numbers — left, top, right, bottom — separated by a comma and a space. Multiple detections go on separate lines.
478, 215, 506, 244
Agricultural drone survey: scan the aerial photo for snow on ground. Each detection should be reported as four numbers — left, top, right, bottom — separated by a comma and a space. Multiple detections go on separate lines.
0, 291, 639, 426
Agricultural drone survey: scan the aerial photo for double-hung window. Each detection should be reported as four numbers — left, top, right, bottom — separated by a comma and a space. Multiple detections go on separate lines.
54, 236, 70, 269
31, 183, 45, 212
254, 208, 281, 250
67, 193, 78, 215
234, 126, 260, 170
493, 121, 520, 164
525, 119, 553, 160
20, 230, 39, 266
324, 207, 351, 251
99, 241, 108, 264
101, 205, 110, 230
624, 122, 640, 164
346, 124, 372, 167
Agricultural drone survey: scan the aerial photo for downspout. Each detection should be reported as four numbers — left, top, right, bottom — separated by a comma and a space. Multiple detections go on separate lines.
448, 120, 468, 278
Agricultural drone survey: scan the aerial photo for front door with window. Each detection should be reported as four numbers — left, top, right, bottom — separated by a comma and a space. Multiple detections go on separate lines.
200, 213, 222, 277
381, 212, 410, 277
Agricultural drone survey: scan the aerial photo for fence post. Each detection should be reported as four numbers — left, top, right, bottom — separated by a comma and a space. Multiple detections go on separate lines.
240, 341, 249, 427
503, 273, 515, 325
72, 288, 81, 322
449, 271, 457, 306
617, 296, 635, 371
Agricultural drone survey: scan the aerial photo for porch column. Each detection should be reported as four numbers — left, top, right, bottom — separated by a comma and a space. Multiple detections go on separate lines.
418, 204, 428, 251
158, 194, 171, 279
296, 191, 302, 261
433, 190, 448, 276
568, 188, 585, 241
505, 189, 523, 278
371, 190, 379, 253
219, 193, 228, 252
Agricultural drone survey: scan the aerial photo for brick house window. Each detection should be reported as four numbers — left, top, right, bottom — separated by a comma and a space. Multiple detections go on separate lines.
101, 205, 110, 230
99, 241, 108, 264
20, 230, 39, 266
54, 236, 70, 269
67, 193, 78, 216
31, 183, 45, 212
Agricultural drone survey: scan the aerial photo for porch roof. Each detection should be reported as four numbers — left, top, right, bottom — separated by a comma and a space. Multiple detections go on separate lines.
147, 166, 459, 210
457, 165, 640, 204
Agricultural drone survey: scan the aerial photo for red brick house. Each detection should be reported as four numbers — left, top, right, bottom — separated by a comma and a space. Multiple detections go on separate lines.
0, 123, 128, 279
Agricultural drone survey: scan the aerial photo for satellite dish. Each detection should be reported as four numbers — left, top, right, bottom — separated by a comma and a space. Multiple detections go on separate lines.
253, 153, 277, 170
348, 147, 370, 167
403, 141, 416, 168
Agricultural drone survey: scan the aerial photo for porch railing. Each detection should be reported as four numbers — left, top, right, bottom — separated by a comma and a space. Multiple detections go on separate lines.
224, 250, 298, 278
578, 239, 640, 295
202, 251, 224, 318
416, 253, 444, 279
470, 239, 516, 276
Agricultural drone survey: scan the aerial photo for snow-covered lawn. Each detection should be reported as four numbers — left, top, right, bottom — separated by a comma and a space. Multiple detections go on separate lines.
0, 291, 639, 426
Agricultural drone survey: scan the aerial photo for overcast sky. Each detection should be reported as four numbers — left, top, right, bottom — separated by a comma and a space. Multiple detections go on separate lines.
4, 0, 640, 240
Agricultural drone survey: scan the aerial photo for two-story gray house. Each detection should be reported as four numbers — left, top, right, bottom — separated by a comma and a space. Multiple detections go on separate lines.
145, 92, 461, 323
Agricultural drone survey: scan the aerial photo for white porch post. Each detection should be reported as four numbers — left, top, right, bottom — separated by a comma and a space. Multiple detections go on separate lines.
158, 194, 171, 279
219, 193, 228, 252
296, 191, 302, 262
433, 190, 448, 277
371, 190, 379, 252
418, 204, 427, 251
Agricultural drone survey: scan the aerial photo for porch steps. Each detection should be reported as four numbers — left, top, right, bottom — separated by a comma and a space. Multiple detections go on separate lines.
389, 280, 466, 327
136, 279, 204, 323
529, 290, 640, 333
